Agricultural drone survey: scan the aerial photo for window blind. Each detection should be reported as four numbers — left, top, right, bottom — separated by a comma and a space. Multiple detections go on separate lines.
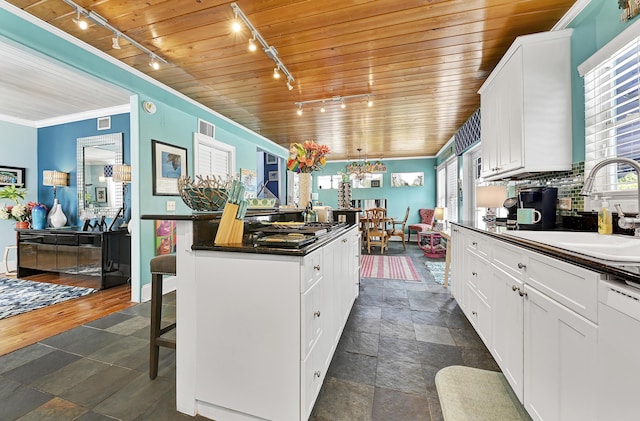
446, 158, 458, 223
584, 36, 640, 193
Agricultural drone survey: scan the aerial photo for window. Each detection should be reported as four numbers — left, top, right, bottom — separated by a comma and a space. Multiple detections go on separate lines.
583, 36, 640, 197
436, 157, 458, 223
193, 133, 236, 179
317, 175, 342, 189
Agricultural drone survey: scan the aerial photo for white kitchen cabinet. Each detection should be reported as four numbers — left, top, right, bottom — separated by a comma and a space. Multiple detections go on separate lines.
523, 285, 597, 421
176, 223, 359, 421
479, 29, 572, 181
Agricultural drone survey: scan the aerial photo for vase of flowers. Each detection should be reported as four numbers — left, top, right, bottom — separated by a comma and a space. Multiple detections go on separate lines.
286, 140, 330, 209
0, 185, 29, 228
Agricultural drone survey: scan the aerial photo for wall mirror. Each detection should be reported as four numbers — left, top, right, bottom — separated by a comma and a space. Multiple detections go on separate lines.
77, 133, 123, 219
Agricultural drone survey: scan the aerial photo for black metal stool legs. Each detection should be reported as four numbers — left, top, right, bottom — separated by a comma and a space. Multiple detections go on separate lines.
149, 254, 177, 380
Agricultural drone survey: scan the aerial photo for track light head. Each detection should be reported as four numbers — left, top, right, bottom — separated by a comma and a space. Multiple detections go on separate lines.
341, 100, 346, 109
320, 103, 326, 113
273, 67, 281, 79
297, 106, 303, 116
111, 35, 121, 50
248, 36, 257, 52
367, 96, 373, 107
73, 11, 88, 30
149, 55, 160, 70
286, 81, 293, 91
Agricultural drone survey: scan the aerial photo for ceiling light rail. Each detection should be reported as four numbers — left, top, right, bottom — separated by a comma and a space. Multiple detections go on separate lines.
230, 3, 294, 88
294, 94, 373, 114
61, 0, 168, 69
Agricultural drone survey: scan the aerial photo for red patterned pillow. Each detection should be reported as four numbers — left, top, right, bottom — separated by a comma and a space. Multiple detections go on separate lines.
419, 208, 435, 225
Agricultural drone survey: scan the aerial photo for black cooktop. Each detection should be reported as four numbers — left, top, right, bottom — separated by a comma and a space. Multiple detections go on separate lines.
258, 222, 346, 237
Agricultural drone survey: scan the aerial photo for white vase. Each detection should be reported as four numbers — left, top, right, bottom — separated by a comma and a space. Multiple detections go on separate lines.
48, 199, 67, 228
298, 172, 312, 209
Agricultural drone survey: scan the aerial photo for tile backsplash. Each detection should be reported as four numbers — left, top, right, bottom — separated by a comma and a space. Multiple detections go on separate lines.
512, 162, 585, 216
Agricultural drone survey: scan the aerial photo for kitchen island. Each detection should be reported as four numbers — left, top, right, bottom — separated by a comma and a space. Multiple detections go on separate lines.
144, 212, 360, 420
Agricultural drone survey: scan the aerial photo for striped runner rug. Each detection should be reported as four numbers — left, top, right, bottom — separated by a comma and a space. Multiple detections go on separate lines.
360, 255, 420, 281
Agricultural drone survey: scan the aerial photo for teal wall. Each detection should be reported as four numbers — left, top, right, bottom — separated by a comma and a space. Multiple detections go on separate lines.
0, 5, 288, 297
315, 158, 437, 226
0, 121, 38, 262
569, 1, 635, 163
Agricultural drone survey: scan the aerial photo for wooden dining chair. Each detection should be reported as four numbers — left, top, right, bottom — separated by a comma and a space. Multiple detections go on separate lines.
365, 207, 388, 254
388, 206, 410, 250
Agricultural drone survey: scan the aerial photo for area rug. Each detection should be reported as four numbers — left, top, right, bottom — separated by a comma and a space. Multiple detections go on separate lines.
0, 278, 97, 320
435, 365, 530, 421
425, 260, 450, 285
360, 255, 420, 281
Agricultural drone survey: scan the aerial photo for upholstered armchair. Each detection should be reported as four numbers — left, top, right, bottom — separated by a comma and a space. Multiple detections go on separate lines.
407, 208, 435, 242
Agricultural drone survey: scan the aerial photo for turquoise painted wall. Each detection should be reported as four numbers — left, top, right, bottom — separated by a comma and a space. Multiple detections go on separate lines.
0, 5, 288, 295
0, 121, 38, 265
569, 1, 635, 163
315, 158, 437, 226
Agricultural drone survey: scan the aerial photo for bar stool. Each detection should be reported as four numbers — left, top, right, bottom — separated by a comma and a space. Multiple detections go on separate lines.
149, 254, 176, 379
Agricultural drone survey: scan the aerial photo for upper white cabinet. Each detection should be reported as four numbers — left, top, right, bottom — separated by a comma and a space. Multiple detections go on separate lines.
479, 29, 573, 181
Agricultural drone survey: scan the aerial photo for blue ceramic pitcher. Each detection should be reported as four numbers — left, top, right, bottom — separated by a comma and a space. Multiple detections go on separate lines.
31, 203, 47, 230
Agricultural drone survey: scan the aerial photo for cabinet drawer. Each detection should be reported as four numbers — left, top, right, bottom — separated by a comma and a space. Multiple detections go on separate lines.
492, 242, 527, 280
301, 340, 325, 421
525, 251, 600, 322
301, 249, 323, 292
56, 234, 78, 246
19, 244, 38, 269
465, 231, 491, 260
301, 277, 323, 359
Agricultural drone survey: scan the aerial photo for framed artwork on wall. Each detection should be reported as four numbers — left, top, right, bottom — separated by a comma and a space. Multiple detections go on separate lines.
241, 168, 257, 198
391, 172, 424, 187
266, 154, 277, 164
152, 140, 187, 196
268, 171, 279, 182
0, 166, 26, 187
95, 187, 107, 203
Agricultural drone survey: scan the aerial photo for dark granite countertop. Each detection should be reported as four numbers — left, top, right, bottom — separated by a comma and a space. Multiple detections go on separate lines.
452, 222, 640, 284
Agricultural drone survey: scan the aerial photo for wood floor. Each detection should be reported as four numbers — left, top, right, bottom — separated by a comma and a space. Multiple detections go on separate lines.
0, 272, 135, 356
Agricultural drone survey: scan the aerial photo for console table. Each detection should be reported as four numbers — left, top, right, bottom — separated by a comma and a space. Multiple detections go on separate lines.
17, 228, 130, 289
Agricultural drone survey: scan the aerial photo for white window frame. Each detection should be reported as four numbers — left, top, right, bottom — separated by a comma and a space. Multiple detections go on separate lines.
437, 156, 459, 223
193, 132, 236, 179
580, 20, 640, 212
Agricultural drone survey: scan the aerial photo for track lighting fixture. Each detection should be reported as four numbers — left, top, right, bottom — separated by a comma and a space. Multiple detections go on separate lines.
297, 105, 303, 116
294, 93, 373, 114
73, 10, 88, 30
62, 0, 168, 69
149, 55, 160, 70
230, 3, 295, 90
248, 36, 257, 52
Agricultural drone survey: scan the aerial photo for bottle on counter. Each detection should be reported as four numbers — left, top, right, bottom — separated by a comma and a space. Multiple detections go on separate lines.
598, 197, 613, 235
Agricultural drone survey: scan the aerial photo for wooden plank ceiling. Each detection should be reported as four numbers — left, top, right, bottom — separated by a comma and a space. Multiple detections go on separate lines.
9, 0, 576, 161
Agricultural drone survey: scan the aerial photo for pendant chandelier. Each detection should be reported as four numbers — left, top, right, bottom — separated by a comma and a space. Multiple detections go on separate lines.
345, 148, 386, 181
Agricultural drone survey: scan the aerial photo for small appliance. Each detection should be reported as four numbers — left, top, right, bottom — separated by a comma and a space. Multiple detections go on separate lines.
517, 187, 558, 230
503, 197, 518, 229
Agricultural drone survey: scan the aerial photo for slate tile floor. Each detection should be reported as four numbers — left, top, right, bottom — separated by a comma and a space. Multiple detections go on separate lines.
0, 242, 499, 420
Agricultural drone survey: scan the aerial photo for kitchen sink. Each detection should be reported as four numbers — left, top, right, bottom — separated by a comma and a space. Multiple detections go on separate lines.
503, 231, 640, 263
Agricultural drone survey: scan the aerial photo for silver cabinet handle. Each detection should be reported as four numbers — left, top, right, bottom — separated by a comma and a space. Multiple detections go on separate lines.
314, 370, 321, 378
453, 228, 459, 232
472, 311, 477, 316
342, 238, 348, 243
519, 290, 528, 298
314, 265, 321, 271
472, 241, 478, 246
314, 310, 321, 318
517, 262, 526, 269
472, 272, 477, 276
512, 285, 518, 292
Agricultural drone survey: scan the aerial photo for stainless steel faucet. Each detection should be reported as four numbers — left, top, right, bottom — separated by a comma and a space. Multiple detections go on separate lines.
580, 157, 640, 236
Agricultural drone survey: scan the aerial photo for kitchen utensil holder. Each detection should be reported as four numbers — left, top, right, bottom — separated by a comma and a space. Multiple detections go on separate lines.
214, 203, 244, 245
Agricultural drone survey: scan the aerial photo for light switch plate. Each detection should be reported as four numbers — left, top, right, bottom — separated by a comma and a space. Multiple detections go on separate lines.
166, 200, 176, 211
558, 197, 571, 210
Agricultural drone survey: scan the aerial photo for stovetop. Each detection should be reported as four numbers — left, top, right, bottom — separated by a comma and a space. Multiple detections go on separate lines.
253, 222, 347, 248
258, 222, 346, 237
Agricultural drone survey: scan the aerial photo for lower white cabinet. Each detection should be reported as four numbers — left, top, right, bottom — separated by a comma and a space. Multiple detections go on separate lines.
523, 285, 597, 421
451, 225, 600, 421
176, 223, 359, 421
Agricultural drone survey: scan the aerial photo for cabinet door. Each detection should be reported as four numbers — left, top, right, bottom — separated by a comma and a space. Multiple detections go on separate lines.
523, 285, 597, 421
480, 84, 500, 177
450, 228, 467, 308
490, 265, 524, 401
500, 47, 524, 173
19, 243, 38, 269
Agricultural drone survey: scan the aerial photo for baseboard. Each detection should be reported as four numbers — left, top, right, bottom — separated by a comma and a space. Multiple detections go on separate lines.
139, 275, 177, 302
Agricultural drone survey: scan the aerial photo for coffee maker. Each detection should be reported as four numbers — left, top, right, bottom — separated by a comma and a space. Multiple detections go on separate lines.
517, 187, 557, 230
503, 197, 518, 229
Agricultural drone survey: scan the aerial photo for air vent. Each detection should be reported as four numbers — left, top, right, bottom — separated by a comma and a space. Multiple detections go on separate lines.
97, 117, 111, 131
198, 119, 215, 138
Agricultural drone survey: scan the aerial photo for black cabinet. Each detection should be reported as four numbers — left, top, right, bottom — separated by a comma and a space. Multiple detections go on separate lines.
17, 229, 130, 289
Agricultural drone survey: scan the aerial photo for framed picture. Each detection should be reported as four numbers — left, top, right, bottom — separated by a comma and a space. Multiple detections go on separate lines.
266, 154, 277, 164
152, 140, 187, 196
371, 179, 381, 188
391, 172, 424, 187
0, 166, 25, 187
95, 187, 107, 203
241, 168, 257, 198
268, 170, 279, 182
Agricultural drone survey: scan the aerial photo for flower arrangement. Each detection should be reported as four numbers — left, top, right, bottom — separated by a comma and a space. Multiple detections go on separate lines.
0, 185, 46, 224
286, 140, 330, 173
